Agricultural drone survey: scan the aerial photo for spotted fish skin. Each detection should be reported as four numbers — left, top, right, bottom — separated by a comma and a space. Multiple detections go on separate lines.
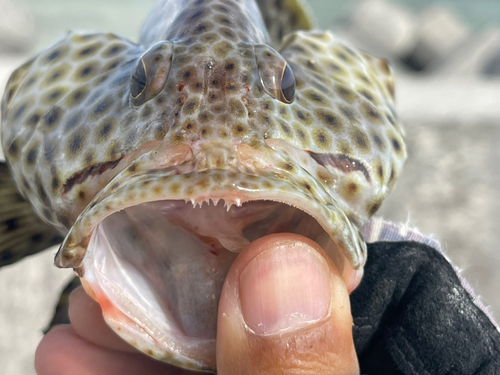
1, 0, 405, 269
1, 0, 405, 368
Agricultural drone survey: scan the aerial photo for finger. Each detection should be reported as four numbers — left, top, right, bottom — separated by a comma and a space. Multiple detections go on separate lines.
216, 233, 360, 375
35, 325, 195, 375
68, 286, 137, 353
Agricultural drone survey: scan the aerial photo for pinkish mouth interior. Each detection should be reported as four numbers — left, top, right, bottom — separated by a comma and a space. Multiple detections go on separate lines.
86, 199, 337, 339
81, 198, 357, 368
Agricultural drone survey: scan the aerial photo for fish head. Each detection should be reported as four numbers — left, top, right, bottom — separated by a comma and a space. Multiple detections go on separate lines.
1, 0, 405, 371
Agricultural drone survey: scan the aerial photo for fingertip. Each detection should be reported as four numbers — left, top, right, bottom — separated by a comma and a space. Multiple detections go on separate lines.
69, 286, 136, 353
35, 325, 78, 375
217, 233, 359, 375
35, 323, 194, 375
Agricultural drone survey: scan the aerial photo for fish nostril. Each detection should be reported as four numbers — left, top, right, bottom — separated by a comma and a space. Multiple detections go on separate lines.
177, 82, 185, 91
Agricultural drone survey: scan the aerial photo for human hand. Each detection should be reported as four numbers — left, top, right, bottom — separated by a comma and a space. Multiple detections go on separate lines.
35, 234, 360, 374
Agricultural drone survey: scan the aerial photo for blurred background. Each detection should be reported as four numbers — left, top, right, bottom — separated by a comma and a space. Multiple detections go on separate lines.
0, 0, 499, 373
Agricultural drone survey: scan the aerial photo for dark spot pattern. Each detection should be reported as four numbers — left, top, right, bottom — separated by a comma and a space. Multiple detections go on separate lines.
0, 3, 406, 292
68, 133, 85, 155
43, 107, 63, 128
26, 147, 38, 166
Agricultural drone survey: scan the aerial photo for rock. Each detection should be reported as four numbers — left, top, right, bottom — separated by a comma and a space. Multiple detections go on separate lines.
433, 28, 500, 77
343, 0, 417, 59
405, 6, 470, 71
396, 76, 500, 124
482, 47, 500, 77
0, 0, 34, 53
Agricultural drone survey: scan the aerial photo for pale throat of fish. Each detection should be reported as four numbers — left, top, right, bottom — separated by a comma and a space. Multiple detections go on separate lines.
79, 198, 362, 369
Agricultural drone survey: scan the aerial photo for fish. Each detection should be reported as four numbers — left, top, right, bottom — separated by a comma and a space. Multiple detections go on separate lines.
0, 0, 406, 371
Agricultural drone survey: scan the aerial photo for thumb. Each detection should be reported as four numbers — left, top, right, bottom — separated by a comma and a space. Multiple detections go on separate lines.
216, 233, 360, 375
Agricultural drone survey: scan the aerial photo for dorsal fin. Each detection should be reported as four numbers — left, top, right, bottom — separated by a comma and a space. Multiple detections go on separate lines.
0, 162, 63, 267
256, 0, 316, 47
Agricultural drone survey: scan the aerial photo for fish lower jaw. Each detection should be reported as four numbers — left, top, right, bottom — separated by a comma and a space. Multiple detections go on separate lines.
76, 194, 363, 372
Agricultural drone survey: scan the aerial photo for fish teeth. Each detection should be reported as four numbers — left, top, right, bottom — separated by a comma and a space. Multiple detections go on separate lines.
212, 198, 220, 206
235, 198, 241, 207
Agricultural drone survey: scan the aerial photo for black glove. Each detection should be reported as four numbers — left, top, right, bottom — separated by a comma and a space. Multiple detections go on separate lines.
351, 241, 500, 374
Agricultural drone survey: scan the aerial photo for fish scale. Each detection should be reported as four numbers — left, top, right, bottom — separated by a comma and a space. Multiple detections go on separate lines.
0, 0, 406, 371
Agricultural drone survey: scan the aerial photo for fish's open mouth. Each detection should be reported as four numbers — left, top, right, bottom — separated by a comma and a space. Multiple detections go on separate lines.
58, 170, 366, 370
80, 198, 362, 370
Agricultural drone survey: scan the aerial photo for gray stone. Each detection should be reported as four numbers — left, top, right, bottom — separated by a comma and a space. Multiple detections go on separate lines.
482, 47, 500, 76
395, 76, 500, 124
434, 28, 500, 77
410, 7, 470, 70
0, 0, 34, 53
344, 0, 417, 59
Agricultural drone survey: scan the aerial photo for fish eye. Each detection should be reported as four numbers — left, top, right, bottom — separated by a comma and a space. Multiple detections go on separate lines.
131, 59, 147, 100
255, 45, 295, 105
280, 64, 295, 103
129, 41, 173, 106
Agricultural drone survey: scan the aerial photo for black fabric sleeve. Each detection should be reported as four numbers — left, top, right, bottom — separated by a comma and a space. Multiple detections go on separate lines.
350, 241, 500, 375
